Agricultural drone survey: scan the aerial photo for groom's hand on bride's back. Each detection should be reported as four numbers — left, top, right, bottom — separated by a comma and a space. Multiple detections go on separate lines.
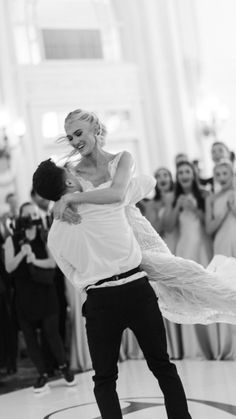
53, 200, 82, 224
62, 206, 82, 224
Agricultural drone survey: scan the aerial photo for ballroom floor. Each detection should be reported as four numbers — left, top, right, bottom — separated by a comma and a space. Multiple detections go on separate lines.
1, 359, 236, 418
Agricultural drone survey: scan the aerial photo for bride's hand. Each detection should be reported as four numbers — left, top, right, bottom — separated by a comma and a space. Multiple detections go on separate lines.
53, 199, 81, 224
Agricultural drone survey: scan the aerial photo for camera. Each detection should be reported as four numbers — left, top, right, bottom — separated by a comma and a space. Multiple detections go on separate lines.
15, 215, 42, 231
12, 215, 43, 244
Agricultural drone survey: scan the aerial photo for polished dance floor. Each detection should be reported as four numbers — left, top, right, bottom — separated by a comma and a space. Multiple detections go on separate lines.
1, 359, 236, 418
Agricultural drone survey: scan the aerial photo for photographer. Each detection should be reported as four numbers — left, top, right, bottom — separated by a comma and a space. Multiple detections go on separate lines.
4, 202, 76, 392
30, 188, 68, 346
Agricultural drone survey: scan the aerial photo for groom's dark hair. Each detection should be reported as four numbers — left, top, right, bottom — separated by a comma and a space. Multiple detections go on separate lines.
32, 159, 66, 202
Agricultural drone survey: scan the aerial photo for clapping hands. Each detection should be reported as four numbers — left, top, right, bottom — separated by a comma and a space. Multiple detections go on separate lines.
183, 196, 196, 211
176, 195, 196, 212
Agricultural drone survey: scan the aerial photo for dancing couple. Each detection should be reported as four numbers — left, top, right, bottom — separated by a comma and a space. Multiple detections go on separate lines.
33, 109, 236, 418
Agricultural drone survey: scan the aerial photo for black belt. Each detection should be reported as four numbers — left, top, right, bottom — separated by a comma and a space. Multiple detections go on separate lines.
86, 265, 143, 291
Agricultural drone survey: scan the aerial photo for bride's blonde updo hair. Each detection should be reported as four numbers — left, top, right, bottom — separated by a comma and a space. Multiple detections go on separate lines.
64, 109, 107, 147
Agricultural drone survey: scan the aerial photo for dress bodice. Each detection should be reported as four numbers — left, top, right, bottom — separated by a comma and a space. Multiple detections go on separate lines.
78, 152, 125, 192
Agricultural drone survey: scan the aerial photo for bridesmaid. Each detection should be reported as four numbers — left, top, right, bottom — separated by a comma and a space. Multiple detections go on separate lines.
164, 161, 214, 359
205, 158, 236, 360
165, 161, 212, 265
140, 168, 172, 228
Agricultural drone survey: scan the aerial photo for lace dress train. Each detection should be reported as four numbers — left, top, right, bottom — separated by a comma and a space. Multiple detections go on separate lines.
126, 205, 236, 325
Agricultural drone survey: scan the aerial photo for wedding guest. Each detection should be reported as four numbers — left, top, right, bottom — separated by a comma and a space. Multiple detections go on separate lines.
200, 141, 231, 192
4, 202, 76, 392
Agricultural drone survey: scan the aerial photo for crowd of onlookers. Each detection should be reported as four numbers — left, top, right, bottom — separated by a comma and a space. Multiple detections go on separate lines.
138, 141, 236, 267
0, 139, 236, 390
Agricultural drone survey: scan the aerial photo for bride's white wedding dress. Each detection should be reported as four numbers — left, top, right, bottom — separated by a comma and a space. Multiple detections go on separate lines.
77, 152, 236, 325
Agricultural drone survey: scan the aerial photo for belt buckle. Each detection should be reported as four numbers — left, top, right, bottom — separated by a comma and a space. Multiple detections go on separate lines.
113, 275, 119, 281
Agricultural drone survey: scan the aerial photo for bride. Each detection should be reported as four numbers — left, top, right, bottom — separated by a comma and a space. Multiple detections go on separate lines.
53, 108, 236, 325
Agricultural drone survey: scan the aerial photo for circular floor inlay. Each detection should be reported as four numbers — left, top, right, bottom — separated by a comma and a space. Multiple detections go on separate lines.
43, 397, 236, 418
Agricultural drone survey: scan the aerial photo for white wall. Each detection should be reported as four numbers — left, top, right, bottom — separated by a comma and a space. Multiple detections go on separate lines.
195, 0, 236, 152
112, 0, 202, 174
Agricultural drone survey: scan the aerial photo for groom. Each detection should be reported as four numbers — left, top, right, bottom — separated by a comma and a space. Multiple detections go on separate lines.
33, 159, 191, 419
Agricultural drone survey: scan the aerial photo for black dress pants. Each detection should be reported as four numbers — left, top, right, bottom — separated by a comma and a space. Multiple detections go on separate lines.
83, 277, 191, 419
